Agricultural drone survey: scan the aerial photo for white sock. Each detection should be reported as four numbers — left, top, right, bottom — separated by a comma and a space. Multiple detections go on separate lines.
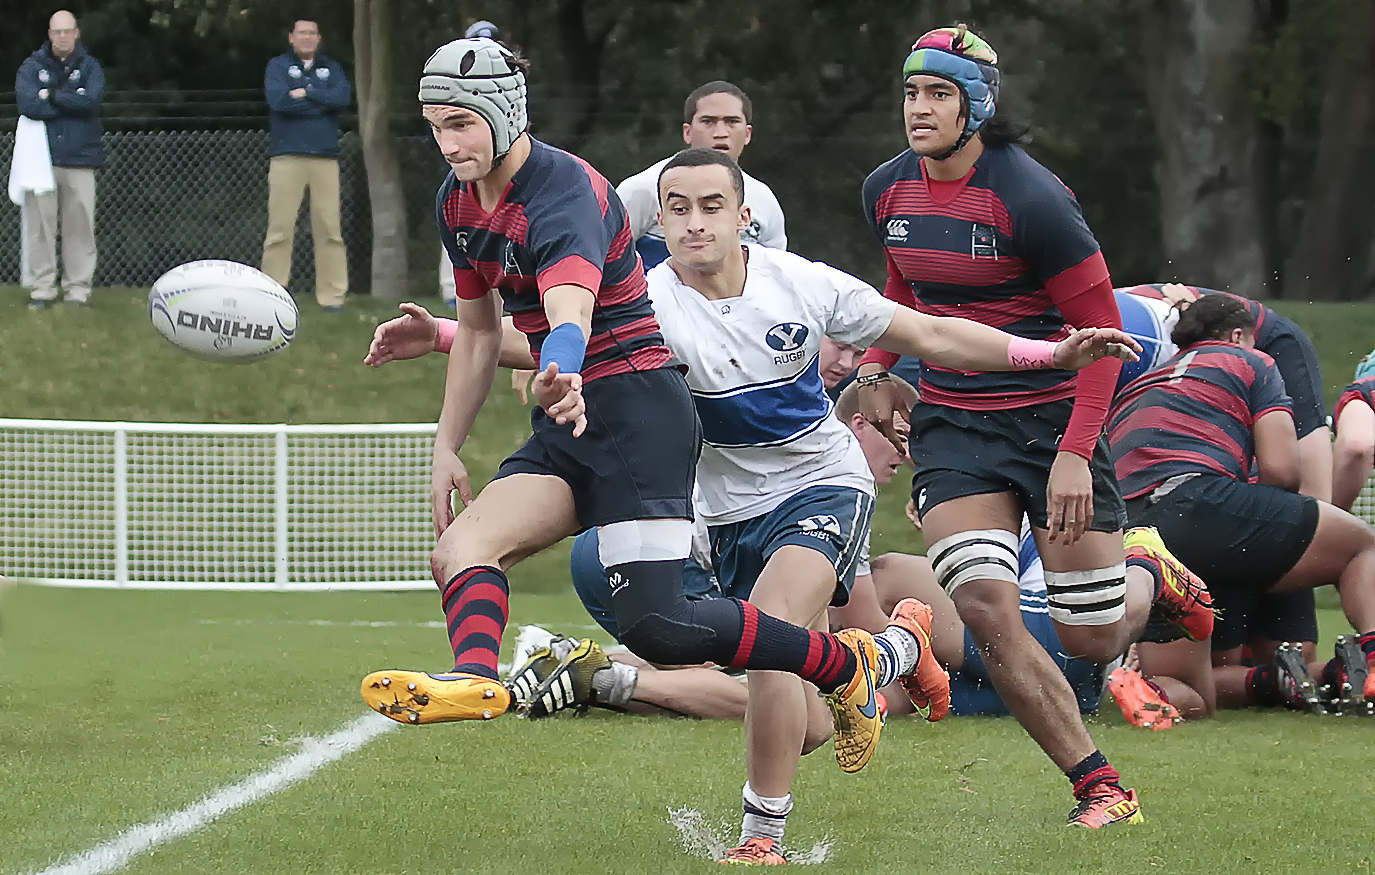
740, 782, 792, 844
873, 625, 921, 687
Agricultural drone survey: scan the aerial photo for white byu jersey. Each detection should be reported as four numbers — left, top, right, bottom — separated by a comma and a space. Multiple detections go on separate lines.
618, 157, 788, 264
646, 244, 898, 525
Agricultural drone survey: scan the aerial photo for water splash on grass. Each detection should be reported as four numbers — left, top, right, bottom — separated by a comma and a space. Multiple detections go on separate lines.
666, 807, 831, 864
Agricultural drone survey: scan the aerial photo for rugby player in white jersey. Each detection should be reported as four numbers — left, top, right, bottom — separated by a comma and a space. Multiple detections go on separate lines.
616, 81, 786, 269
367, 147, 1140, 863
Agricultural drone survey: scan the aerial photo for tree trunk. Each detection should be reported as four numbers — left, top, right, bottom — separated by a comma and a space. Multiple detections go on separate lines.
1141, 0, 1269, 295
354, 0, 409, 299
1282, 0, 1375, 301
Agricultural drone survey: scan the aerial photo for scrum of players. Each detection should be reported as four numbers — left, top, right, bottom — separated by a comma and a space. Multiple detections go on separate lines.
355, 20, 1375, 863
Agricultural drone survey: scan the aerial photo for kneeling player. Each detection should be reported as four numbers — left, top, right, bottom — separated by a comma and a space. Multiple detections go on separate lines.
1108, 295, 1375, 720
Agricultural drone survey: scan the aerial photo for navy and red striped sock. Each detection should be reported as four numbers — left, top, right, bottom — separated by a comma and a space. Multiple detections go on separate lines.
1067, 750, 1122, 799
728, 601, 855, 693
439, 566, 510, 680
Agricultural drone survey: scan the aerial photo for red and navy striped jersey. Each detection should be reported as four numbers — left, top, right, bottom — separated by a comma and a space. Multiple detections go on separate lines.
1335, 376, 1375, 421
436, 138, 671, 382
1107, 341, 1292, 498
1118, 284, 1283, 348
863, 144, 1110, 410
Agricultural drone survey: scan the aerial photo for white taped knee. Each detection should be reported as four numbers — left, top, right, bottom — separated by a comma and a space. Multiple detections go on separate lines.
1045, 563, 1127, 626
927, 529, 1019, 595
597, 518, 692, 567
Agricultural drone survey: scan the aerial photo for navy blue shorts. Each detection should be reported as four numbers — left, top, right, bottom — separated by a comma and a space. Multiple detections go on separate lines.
494, 368, 700, 528
709, 485, 874, 609
1125, 474, 1320, 651
569, 528, 718, 641
1250, 589, 1319, 645
908, 399, 1128, 533
949, 608, 1104, 716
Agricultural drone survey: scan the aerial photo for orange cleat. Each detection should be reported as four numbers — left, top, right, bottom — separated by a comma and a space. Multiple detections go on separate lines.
1068, 784, 1143, 829
1108, 666, 1181, 731
1126, 527, 1214, 642
886, 598, 951, 721
720, 837, 787, 865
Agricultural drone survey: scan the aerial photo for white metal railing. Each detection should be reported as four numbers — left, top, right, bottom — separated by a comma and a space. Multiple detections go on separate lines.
0, 418, 438, 590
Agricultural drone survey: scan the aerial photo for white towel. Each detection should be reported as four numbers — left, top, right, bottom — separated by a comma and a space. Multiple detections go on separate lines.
8, 116, 56, 206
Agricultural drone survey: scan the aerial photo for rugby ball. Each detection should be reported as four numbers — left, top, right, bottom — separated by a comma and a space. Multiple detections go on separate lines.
149, 260, 298, 363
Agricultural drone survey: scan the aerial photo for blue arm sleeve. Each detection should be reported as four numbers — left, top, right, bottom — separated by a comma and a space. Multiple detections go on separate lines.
539, 323, 587, 375
49, 57, 104, 116
15, 60, 57, 120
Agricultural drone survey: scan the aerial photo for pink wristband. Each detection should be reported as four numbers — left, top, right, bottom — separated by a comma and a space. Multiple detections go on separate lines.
435, 318, 457, 355
1006, 336, 1058, 370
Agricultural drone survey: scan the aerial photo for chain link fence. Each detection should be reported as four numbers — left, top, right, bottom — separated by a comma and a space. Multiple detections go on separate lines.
0, 130, 451, 297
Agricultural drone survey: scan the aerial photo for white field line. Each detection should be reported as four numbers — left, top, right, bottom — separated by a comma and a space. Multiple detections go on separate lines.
20, 713, 397, 875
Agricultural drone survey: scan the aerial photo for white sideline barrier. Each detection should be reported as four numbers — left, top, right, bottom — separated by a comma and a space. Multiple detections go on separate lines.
0, 418, 438, 590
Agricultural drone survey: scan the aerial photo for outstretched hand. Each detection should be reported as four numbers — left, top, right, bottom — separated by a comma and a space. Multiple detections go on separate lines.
532, 362, 588, 437
364, 302, 439, 366
1052, 327, 1143, 371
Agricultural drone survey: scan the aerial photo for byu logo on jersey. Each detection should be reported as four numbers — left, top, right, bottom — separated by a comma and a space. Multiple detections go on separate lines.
886, 219, 910, 241
765, 322, 809, 366
797, 515, 842, 540
971, 223, 999, 259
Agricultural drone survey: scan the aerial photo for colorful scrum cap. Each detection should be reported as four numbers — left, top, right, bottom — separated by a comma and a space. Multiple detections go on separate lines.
1355, 350, 1375, 382
903, 25, 1000, 158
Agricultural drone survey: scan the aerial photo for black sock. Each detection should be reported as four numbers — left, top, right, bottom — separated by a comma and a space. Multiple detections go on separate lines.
1246, 664, 1283, 707
1066, 750, 1120, 798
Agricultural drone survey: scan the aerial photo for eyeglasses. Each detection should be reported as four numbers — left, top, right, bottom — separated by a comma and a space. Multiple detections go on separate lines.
50, 28, 78, 36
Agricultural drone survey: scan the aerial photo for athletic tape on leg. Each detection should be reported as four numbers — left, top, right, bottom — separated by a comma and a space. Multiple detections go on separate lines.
1045, 563, 1127, 626
927, 529, 1018, 595
598, 518, 692, 567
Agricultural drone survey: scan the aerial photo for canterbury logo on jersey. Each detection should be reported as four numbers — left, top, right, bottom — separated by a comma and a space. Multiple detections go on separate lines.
886, 218, 909, 241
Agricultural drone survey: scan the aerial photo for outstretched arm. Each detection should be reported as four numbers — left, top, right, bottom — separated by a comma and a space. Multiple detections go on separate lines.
364, 303, 535, 369
871, 306, 1140, 373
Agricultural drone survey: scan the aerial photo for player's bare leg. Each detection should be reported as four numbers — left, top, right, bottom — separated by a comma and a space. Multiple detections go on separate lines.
729, 545, 839, 861
611, 654, 752, 719
923, 491, 1139, 827
363, 473, 578, 724
1036, 529, 1153, 664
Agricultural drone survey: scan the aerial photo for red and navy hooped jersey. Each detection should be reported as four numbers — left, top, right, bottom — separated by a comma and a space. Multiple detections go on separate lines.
1118, 284, 1283, 348
863, 144, 1110, 410
1107, 341, 1292, 498
436, 138, 671, 382
1335, 376, 1375, 422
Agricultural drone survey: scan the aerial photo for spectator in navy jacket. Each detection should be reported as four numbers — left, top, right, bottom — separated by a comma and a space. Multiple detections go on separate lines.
15, 10, 104, 309
261, 19, 352, 312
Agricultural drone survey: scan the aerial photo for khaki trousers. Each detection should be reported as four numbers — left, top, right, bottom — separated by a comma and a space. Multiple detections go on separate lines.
24, 167, 97, 303
261, 155, 348, 307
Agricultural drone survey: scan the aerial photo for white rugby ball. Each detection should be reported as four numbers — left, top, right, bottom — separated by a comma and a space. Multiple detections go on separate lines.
149, 260, 298, 363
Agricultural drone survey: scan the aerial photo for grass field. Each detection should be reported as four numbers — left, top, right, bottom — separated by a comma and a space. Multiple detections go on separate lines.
2, 584, 1372, 875
4, 286, 1375, 873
